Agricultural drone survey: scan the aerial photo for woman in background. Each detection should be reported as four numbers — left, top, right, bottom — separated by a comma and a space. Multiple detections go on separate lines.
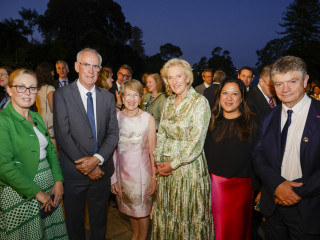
96, 68, 113, 90
141, 73, 166, 128
111, 79, 157, 240
310, 83, 320, 100
204, 78, 258, 240
0, 69, 67, 239
0, 66, 13, 109
35, 62, 57, 149
152, 58, 214, 240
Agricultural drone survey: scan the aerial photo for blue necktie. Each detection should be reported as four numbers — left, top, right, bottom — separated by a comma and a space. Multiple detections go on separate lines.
86, 92, 98, 153
281, 110, 293, 159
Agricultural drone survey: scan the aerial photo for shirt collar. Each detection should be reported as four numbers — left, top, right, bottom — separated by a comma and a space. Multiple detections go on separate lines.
76, 79, 96, 95
282, 93, 311, 115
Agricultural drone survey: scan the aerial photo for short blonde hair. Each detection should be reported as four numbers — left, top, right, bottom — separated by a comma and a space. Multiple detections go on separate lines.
160, 58, 193, 89
8, 68, 37, 87
120, 79, 144, 96
96, 69, 111, 90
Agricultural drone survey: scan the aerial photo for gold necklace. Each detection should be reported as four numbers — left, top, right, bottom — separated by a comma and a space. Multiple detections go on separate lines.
123, 108, 139, 117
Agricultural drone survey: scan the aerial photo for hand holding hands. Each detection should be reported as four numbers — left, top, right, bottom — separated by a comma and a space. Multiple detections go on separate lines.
75, 156, 100, 175
51, 181, 64, 207
274, 181, 303, 206
156, 161, 173, 176
35, 190, 52, 212
87, 166, 105, 181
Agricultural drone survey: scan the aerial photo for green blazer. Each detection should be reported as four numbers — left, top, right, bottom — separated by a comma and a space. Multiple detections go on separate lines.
0, 103, 63, 201
141, 92, 166, 126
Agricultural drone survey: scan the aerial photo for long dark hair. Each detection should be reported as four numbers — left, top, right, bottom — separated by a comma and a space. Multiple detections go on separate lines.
209, 78, 254, 141
35, 62, 54, 87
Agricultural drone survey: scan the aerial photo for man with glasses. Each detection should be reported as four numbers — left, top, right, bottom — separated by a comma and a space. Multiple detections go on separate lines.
53, 48, 119, 240
109, 64, 132, 103
195, 69, 213, 95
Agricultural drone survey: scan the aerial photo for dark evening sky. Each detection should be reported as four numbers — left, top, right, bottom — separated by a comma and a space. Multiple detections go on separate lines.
1, 0, 292, 68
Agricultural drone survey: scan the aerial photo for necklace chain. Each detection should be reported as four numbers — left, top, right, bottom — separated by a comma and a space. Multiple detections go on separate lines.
123, 108, 139, 117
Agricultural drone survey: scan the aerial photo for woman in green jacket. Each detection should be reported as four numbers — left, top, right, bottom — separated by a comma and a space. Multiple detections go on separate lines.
141, 73, 166, 129
0, 69, 68, 240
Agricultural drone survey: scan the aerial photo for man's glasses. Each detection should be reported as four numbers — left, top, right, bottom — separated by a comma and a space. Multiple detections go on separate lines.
13, 85, 38, 94
79, 62, 101, 72
118, 72, 131, 79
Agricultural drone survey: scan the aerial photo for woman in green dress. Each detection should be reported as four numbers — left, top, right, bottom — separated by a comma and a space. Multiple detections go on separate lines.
151, 59, 214, 240
0, 69, 68, 240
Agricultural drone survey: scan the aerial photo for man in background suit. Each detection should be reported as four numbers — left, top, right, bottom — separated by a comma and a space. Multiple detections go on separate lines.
53, 60, 71, 89
203, 70, 226, 110
195, 69, 213, 95
109, 64, 132, 102
253, 56, 320, 239
53, 48, 119, 240
238, 66, 254, 92
247, 65, 276, 120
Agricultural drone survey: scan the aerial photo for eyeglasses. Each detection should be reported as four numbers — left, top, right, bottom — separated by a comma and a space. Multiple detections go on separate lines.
79, 62, 101, 72
124, 92, 140, 98
0, 73, 9, 77
13, 85, 38, 94
118, 72, 131, 79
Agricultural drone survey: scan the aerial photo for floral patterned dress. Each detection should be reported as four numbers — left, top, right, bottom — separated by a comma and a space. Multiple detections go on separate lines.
151, 87, 214, 240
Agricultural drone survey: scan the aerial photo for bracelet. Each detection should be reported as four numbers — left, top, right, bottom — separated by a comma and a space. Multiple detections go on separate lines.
152, 176, 158, 180
116, 106, 122, 110
116, 104, 123, 108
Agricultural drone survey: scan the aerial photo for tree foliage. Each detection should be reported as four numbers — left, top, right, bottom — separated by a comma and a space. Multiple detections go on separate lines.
129, 26, 145, 58
159, 43, 183, 61
256, 0, 320, 79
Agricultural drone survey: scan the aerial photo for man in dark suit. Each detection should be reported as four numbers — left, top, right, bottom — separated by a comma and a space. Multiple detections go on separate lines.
195, 69, 213, 95
203, 70, 226, 110
247, 65, 276, 120
253, 56, 320, 239
53, 48, 119, 240
53, 60, 71, 89
238, 66, 254, 92
109, 64, 132, 103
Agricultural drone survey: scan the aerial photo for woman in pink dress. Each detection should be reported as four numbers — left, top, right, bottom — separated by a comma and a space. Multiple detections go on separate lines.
111, 79, 157, 240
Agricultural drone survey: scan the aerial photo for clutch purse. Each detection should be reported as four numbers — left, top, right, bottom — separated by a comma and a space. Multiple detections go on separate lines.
40, 194, 58, 219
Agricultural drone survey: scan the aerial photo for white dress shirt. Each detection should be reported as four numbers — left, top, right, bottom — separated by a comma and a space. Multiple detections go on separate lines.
76, 80, 104, 164
281, 94, 311, 181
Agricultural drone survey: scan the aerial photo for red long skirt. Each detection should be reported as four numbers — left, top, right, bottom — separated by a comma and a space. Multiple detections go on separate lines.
210, 173, 254, 240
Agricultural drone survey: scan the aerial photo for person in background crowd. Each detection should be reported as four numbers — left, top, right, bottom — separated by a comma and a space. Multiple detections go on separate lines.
109, 64, 133, 103
247, 65, 277, 120
0, 68, 67, 239
195, 68, 213, 94
53, 60, 70, 89
35, 62, 58, 149
310, 83, 320, 100
111, 79, 157, 240
141, 73, 166, 128
53, 48, 119, 240
204, 78, 258, 240
152, 58, 214, 240
253, 56, 320, 240
96, 68, 113, 91
238, 66, 254, 92
204, 70, 226, 110
0, 66, 13, 109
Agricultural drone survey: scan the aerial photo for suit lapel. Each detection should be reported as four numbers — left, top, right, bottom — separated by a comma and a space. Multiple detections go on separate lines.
300, 100, 320, 170
95, 87, 104, 140
272, 105, 283, 168
71, 82, 91, 129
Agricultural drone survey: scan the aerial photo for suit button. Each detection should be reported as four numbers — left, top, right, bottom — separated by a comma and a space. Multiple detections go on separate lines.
90, 152, 93, 156
89, 136, 93, 139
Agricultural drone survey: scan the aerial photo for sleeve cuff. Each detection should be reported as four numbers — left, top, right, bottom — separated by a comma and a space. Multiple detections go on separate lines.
94, 153, 104, 165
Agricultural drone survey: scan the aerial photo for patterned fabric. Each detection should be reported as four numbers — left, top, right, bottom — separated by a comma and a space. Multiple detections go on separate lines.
0, 158, 68, 240
151, 87, 214, 240
112, 111, 153, 218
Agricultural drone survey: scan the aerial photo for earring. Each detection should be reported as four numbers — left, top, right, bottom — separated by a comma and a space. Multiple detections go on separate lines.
9, 94, 12, 96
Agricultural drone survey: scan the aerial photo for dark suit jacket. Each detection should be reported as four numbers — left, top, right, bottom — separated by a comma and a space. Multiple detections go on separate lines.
203, 84, 220, 110
252, 98, 320, 235
247, 86, 273, 120
52, 78, 73, 89
108, 81, 118, 102
53, 81, 119, 180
